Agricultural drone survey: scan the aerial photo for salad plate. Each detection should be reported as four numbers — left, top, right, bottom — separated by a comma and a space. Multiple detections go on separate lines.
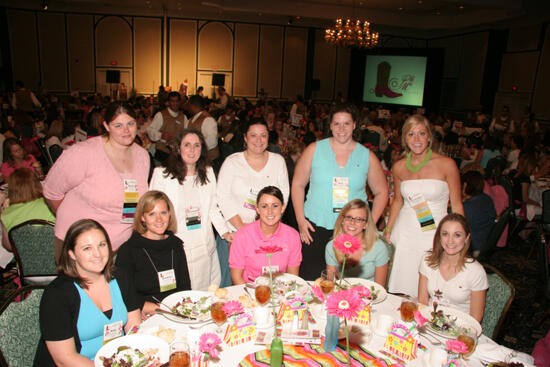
160, 290, 212, 324
420, 304, 482, 339
341, 278, 388, 304
254, 273, 312, 303
94, 334, 169, 367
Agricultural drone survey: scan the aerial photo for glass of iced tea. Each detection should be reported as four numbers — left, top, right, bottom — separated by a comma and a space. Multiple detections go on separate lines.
400, 299, 418, 322
169, 341, 190, 367
320, 270, 336, 295
255, 285, 271, 306
457, 329, 477, 359
210, 301, 227, 333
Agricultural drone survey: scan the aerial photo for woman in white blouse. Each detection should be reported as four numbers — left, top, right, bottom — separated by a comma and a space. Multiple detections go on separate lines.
217, 118, 289, 231
418, 213, 488, 322
150, 128, 232, 291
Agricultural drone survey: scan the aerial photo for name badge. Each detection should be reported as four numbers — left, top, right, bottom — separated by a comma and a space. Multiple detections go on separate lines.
122, 179, 139, 224
158, 269, 177, 292
262, 265, 279, 275
243, 188, 259, 210
185, 206, 201, 230
103, 320, 123, 345
332, 177, 349, 212
408, 193, 436, 232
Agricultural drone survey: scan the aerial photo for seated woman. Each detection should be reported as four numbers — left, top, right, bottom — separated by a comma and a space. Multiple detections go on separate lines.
36, 219, 141, 366
229, 186, 301, 284
1, 138, 41, 179
418, 213, 489, 322
325, 199, 389, 286
115, 190, 191, 319
1, 167, 55, 251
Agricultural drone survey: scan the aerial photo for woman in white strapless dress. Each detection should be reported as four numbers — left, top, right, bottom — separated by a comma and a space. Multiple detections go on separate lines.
385, 115, 463, 297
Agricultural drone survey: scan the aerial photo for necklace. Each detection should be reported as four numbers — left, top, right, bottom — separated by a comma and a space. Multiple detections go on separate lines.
406, 148, 432, 173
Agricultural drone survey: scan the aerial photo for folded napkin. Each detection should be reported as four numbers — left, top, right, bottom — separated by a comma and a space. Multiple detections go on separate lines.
475, 337, 535, 366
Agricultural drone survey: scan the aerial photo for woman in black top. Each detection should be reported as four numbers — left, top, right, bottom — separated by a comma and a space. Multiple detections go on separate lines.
116, 190, 191, 320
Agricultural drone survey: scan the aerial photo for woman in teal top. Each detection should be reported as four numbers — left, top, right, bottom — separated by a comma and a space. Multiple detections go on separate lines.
292, 104, 388, 280
325, 199, 389, 285
1, 168, 55, 251
36, 219, 141, 366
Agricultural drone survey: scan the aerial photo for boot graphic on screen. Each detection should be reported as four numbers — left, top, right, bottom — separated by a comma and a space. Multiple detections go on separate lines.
375, 61, 403, 98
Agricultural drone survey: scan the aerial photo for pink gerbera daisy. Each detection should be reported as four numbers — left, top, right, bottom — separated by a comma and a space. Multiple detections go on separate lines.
222, 300, 244, 316
326, 289, 363, 319
311, 285, 326, 302
352, 286, 371, 300
333, 234, 361, 255
446, 339, 469, 354
255, 245, 283, 254
199, 333, 222, 359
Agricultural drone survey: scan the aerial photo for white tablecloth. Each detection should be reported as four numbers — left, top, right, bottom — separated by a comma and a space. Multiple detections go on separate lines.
139, 284, 535, 366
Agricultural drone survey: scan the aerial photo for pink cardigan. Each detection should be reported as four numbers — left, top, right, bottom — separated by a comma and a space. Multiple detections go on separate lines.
43, 137, 150, 249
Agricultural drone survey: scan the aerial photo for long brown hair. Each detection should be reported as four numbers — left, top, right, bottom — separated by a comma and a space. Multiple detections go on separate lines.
163, 129, 210, 185
425, 213, 473, 270
57, 219, 115, 289
132, 190, 177, 235
3, 138, 29, 166
7, 168, 43, 204
332, 199, 379, 264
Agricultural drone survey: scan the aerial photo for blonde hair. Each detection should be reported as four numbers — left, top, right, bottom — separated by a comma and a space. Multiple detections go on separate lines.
132, 191, 177, 234
332, 199, 378, 264
401, 114, 433, 153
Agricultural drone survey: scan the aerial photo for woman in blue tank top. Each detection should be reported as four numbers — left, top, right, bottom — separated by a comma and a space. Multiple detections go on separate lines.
291, 104, 388, 281
36, 219, 141, 366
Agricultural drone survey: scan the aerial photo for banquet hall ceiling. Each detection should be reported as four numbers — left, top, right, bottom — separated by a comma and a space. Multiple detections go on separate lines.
2, 0, 549, 31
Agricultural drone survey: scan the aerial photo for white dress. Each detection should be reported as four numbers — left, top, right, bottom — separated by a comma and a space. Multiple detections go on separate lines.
387, 179, 450, 297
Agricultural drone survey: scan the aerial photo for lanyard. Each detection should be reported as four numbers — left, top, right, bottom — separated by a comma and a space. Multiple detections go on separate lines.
142, 248, 174, 273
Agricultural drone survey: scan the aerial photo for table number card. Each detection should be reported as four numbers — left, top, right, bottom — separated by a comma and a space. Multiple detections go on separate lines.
223, 313, 256, 347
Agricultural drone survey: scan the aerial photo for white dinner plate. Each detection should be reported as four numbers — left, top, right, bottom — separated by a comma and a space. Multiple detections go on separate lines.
341, 278, 388, 304
254, 273, 312, 303
420, 304, 482, 339
94, 334, 169, 367
160, 290, 212, 324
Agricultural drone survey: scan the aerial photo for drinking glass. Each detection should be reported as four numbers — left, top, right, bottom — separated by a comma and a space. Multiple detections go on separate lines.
320, 270, 336, 295
169, 341, 190, 367
457, 329, 477, 359
210, 300, 227, 334
255, 285, 271, 306
400, 298, 418, 322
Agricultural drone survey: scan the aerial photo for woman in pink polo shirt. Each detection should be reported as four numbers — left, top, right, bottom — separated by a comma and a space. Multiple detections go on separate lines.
229, 186, 301, 284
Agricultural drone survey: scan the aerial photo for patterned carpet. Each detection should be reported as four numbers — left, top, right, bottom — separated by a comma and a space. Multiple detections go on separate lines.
0, 232, 547, 356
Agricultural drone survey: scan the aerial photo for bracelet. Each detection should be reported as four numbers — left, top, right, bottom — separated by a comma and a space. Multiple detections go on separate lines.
383, 226, 393, 233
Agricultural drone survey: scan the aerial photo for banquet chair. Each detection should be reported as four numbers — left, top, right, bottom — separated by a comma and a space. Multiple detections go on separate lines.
481, 264, 514, 340
8, 220, 56, 285
477, 206, 513, 262
0, 285, 45, 367
497, 176, 514, 208
48, 144, 63, 164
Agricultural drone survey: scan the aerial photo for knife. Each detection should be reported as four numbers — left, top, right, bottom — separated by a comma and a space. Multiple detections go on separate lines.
155, 308, 197, 321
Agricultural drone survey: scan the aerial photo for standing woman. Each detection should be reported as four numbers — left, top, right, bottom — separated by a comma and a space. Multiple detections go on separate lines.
43, 102, 150, 261
292, 104, 388, 281
116, 191, 191, 319
217, 118, 289, 284
36, 219, 141, 366
385, 114, 463, 298
150, 129, 231, 290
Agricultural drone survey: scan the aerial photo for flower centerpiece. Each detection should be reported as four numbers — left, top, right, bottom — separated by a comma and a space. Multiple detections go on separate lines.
333, 234, 362, 285
445, 339, 469, 366
255, 244, 284, 367
198, 333, 222, 365
222, 300, 244, 319
326, 289, 364, 367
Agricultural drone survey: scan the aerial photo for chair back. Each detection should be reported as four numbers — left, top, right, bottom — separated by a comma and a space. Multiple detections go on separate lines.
0, 285, 46, 367
48, 144, 63, 164
497, 176, 514, 208
481, 264, 514, 340
382, 238, 396, 287
536, 224, 550, 300
478, 206, 512, 261
8, 220, 56, 284
542, 189, 550, 226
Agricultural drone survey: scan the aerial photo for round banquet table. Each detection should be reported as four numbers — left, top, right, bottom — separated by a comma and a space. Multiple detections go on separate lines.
138, 283, 535, 367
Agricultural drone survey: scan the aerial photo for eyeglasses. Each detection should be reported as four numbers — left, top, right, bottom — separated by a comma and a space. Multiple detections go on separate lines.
343, 215, 367, 224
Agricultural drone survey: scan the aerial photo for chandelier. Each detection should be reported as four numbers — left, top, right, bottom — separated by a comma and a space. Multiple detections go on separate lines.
324, 18, 379, 49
